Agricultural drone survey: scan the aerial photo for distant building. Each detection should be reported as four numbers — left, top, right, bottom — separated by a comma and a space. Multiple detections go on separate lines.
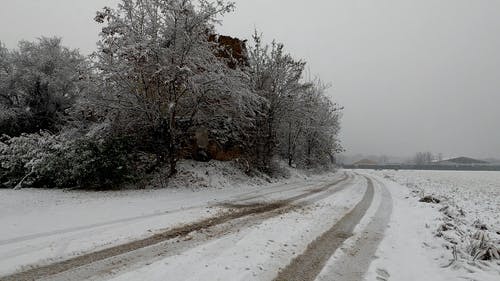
437, 157, 489, 166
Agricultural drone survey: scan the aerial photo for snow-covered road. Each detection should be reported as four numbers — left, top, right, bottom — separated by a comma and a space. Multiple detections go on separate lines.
4, 170, 477, 281
0, 171, 378, 280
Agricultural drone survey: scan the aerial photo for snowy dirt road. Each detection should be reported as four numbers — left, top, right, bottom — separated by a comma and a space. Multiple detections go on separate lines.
0, 172, 395, 281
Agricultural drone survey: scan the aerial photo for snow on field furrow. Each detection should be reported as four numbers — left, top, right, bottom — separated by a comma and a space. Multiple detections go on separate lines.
381, 170, 500, 230
368, 170, 500, 281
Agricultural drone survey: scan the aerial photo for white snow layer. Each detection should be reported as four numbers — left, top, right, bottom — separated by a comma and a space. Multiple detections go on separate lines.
2, 166, 500, 281
364, 170, 500, 281
0, 161, 339, 277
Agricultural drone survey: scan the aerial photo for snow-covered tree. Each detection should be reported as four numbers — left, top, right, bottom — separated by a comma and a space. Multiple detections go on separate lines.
0, 1, 344, 190
247, 33, 343, 170
301, 81, 343, 167
0, 42, 13, 108
0, 38, 87, 136
247, 32, 310, 171
94, 0, 262, 176
277, 79, 342, 168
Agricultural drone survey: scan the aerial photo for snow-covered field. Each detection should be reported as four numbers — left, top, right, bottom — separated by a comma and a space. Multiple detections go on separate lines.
367, 170, 500, 281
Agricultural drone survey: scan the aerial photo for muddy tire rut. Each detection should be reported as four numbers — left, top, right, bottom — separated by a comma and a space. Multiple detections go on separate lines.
273, 176, 376, 281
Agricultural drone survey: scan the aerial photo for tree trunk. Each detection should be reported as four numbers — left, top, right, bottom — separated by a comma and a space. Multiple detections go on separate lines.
167, 103, 178, 177
287, 122, 293, 167
263, 113, 275, 170
168, 146, 177, 177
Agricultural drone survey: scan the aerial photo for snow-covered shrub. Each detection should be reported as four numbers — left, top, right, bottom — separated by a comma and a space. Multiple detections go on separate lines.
0, 132, 55, 188
467, 231, 500, 261
0, 108, 36, 137
0, 130, 147, 190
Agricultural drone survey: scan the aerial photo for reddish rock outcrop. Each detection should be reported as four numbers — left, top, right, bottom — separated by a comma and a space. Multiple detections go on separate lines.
209, 34, 249, 69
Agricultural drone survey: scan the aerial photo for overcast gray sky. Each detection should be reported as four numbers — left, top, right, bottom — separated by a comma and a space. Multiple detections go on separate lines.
1, 0, 499, 159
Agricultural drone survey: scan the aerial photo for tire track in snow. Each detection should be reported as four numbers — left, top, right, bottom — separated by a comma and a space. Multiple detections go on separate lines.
0, 206, 203, 247
273, 176, 377, 281
316, 176, 393, 281
0, 174, 346, 248
0, 174, 351, 281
